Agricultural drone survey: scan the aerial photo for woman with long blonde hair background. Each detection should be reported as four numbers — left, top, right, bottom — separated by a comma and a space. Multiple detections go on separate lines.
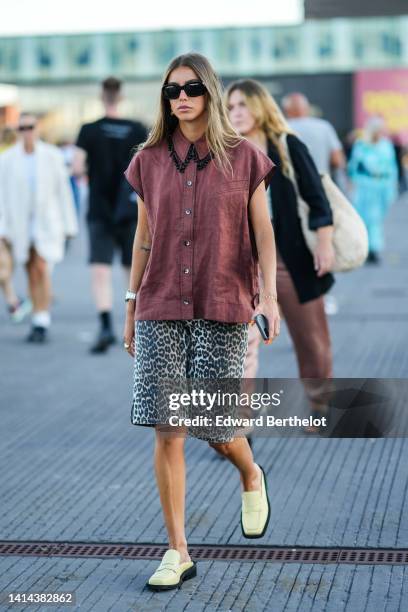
123, 56, 279, 591
226, 79, 335, 429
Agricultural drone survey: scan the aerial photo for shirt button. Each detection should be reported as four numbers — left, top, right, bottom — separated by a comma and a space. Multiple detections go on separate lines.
185, 209, 192, 215
183, 268, 190, 274
183, 299, 190, 305
186, 180, 193, 186
184, 240, 191, 246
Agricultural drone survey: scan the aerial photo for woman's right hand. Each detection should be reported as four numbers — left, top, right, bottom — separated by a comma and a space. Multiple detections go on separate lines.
123, 306, 136, 358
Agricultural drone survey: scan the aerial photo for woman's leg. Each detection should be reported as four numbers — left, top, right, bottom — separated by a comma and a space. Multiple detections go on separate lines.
209, 437, 261, 491
276, 256, 332, 378
0, 277, 18, 308
276, 252, 333, 419
26, 247, 51, 314
366, 199, 385, 255
133, 321, 192, 563
154, 426, 191, 563
0, 240, 18, 307
243, 322, 262, 379
188, 321, 264, 523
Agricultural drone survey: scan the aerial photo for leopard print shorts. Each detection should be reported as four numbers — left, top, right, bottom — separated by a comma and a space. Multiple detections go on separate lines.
131, 319, 249, 442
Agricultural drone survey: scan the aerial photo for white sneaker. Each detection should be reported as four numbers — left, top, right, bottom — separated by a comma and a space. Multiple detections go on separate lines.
10, 298, 32, 324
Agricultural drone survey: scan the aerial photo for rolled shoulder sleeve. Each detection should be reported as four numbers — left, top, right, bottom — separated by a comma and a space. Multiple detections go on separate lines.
247, 141, 275, 199
124, 151, 145, 201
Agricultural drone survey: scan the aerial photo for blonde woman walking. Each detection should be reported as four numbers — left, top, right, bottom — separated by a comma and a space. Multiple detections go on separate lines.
123, 54, 279, 591
227, 80, 335, 428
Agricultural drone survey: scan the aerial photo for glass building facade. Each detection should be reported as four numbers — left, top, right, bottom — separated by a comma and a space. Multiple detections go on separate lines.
0, 17, 408, 84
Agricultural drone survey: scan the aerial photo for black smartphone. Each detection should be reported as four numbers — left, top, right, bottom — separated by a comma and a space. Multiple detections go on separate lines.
254, 314, 269, 341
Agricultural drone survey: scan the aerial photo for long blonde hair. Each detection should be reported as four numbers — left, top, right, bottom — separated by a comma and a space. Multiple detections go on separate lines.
141, 53, 242, 173
226, 79, 294, 176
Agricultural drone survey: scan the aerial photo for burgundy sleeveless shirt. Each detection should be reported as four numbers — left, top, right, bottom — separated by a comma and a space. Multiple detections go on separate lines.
124, 126, 274, 323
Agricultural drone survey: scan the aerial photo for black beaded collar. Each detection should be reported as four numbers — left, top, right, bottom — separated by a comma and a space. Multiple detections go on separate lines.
167, 136, 213, 173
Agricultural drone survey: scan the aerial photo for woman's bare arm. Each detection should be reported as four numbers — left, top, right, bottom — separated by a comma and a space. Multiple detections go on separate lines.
123, 197, 151, 356
248, 181, 280, 343
128, 197, 151, 294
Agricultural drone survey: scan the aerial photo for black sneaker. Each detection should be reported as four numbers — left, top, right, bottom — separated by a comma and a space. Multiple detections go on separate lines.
90, 329, 116, 354
26, 326, 48, 343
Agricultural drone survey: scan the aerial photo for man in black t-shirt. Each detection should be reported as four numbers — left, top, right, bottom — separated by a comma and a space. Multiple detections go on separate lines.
74, 77, 147, 353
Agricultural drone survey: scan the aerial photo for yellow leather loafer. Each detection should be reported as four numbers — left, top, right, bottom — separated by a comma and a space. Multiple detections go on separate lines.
241, 464, 270, 538
147, 549, 197, 591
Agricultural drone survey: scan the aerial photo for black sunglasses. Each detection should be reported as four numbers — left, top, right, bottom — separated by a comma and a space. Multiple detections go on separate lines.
18, 124, 36, 131
162, 79, 207, 100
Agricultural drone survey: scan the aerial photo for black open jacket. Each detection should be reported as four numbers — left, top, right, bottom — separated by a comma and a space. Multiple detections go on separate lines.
267, 134, 335, 303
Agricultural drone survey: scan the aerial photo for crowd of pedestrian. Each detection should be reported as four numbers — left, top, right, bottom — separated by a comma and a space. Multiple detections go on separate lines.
0, 74, 402, 350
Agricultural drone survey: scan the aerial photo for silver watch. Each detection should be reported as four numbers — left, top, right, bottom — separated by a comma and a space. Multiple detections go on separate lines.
125, 290, 137, 303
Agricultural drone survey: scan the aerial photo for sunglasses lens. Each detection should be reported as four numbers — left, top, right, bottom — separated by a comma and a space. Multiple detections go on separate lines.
185, 82, 206, 97
163, 85, 180, 100
163, 81, 206, 100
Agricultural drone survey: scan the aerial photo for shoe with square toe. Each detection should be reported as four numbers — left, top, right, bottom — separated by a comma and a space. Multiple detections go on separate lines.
147, 549, 197, 591
241, 464, 270, 538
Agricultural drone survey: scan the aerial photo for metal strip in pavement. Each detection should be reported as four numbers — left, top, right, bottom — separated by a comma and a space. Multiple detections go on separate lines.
0, 542, 407, 565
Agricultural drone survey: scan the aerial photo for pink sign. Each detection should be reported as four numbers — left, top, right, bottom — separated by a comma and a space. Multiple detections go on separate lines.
354, 69, 408, 143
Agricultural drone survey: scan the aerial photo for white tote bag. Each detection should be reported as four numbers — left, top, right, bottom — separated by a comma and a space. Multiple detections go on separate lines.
281, 134, 368, 272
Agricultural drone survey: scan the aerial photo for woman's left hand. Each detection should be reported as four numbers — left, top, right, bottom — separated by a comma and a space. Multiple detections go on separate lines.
250, 298, 281, 345
314, 241, 336, 277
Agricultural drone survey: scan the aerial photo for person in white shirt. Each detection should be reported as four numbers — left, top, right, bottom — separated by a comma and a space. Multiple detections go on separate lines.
282, 92, 345, 175
0, 113, 78, 343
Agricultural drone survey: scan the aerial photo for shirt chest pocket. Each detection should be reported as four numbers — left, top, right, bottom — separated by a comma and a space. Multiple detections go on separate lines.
213, 179, 249, 223
208, 180, 249, 237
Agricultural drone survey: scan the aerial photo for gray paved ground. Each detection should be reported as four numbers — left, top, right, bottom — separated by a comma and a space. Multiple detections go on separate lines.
1, 196, 408, 611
